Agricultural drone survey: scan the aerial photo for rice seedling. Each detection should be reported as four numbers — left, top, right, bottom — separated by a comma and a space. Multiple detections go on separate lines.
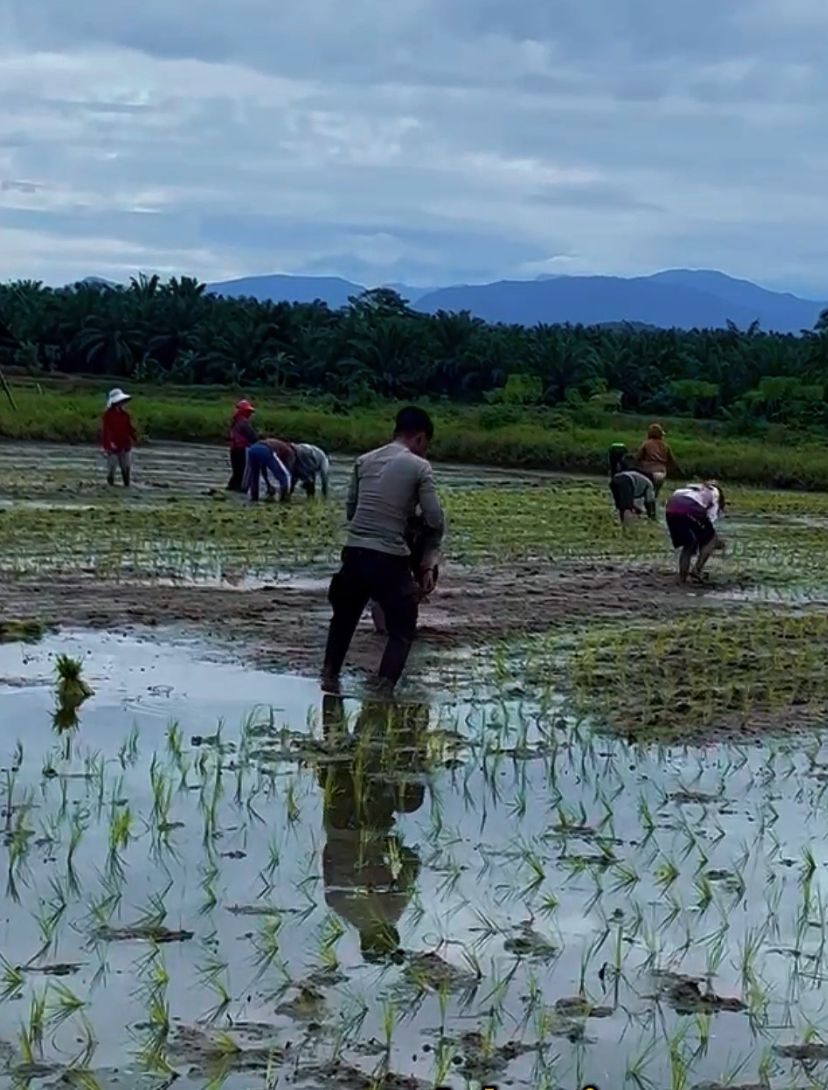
106, 805, 132, 879
46, 982, 86, 1030
0, 957, 24, 1002
55, 654, 94, 700
196, 947, 232, 1023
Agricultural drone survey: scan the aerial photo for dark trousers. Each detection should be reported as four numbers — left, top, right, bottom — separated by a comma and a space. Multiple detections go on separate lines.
324, 547, 419, 684
228, 448, 247, 491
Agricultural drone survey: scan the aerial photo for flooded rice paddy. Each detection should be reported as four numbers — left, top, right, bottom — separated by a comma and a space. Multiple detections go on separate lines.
3, 443, 828, 1088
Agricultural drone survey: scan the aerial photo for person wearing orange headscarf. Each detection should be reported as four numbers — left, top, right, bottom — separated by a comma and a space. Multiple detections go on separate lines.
638, 423, 681, 496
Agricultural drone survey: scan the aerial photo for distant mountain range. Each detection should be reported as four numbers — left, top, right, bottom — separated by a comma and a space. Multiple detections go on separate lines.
74, 270, 828, 333
203, 269, 826, 333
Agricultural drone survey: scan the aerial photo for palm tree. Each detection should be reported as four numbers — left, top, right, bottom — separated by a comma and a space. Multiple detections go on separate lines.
75, 319, 141, 373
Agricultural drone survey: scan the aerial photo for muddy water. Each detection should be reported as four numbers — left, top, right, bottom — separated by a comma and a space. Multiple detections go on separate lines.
0, 630, 826, 1089
0, 440, 595, 505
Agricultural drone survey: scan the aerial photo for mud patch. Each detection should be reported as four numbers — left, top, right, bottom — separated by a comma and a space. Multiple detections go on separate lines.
554, 995, 614, 1018
773, 1041, 828, 1062
296, 1059, 428, 1090
503, 922, 558, 962
652, 971, 746, 1015
403, 952, 481, 994
446, 1031, 537, 1081
95, 924, 194, 944
276, 984, 327, 1022
20, 962, 82, 976
168, 1022, 284, 1075
0, 560, 720, 686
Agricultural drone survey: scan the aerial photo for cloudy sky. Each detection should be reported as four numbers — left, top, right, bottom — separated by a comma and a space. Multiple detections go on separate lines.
1, 0, 827, 294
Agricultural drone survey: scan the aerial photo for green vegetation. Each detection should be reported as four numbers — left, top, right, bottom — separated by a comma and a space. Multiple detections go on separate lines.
3, 274, 828, 441
568, 611, 828, 738
2, 475, 828, 584
0, 618, 49, 643
54, 655, 93, 700
5, 383, 828, 487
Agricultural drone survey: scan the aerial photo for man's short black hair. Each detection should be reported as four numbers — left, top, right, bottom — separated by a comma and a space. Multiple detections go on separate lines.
394, 406, 434, 439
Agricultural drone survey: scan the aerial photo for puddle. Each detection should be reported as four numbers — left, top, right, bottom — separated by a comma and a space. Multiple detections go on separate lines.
716, 584, 828, 605
0, 629, 825, 1089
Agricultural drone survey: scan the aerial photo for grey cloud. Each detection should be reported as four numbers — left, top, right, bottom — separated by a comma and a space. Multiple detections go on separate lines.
529, 183, 664, 213
1, 0, 828, 291
1, 179, 41, 193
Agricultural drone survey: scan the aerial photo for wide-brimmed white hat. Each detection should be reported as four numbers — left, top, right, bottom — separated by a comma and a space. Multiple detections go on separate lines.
106, 388, 131, 409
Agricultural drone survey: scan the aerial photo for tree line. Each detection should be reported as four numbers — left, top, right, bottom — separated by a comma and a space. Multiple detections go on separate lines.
2, 275, 828, 430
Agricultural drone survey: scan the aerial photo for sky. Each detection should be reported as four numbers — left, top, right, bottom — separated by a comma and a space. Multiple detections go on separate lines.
1, 0, 828, 295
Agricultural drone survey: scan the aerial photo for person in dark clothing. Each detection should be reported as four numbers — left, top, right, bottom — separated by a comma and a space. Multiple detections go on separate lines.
322, 407, 445, 693
609, 456, 657, 527
317, 694, 428, 963
608, 442, 628, 478
371, 512, 441, 635
227, 399, 257, 491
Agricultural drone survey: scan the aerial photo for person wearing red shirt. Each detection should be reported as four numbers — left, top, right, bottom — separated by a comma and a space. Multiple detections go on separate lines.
100, 388, 137, 487
227, 399, 258, 491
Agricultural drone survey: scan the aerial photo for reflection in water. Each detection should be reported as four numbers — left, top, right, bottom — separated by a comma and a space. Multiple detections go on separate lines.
52, 689, 92, 754
318, 696, 431, 963
52, 692, 84, 734
53, 656, 93, 740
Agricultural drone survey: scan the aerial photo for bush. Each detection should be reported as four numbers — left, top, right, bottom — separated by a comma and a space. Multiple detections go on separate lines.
4, 380, 828, 489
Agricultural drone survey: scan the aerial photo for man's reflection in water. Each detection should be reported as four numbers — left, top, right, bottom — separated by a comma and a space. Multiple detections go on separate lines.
318, 695, 430, 963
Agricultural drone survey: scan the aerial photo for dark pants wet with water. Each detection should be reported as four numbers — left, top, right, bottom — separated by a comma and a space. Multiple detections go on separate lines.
228, 448, 247, 491
324, 547, 419, 684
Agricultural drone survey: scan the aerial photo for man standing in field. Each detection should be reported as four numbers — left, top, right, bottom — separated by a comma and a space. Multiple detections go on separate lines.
101, 388, 137, 487
322, 407, 444, 693
227, 399, 257, 491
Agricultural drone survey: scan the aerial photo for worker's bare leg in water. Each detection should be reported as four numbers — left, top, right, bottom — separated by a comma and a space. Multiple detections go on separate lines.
690, 535, 719, 582
678, 544, 695, 584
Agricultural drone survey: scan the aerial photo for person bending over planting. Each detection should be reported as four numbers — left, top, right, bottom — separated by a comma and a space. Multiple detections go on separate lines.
243, 439, 292, 503
256, 437, 297, 496
665, 480, 726, 584
322, 406, 445, 694
101, 388, 137, 487
609, 456, 656, 527
292, 443, 331, 498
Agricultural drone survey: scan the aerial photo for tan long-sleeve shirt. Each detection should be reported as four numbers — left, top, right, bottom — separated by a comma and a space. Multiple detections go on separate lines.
345, 441, 445, 557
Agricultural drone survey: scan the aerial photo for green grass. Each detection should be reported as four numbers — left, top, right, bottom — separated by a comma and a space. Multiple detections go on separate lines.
568, 611, 828, 738
4, 382, 828, 488
0, 475, 826, 591
489, 608, 828, 741
0, 618, 49, 643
